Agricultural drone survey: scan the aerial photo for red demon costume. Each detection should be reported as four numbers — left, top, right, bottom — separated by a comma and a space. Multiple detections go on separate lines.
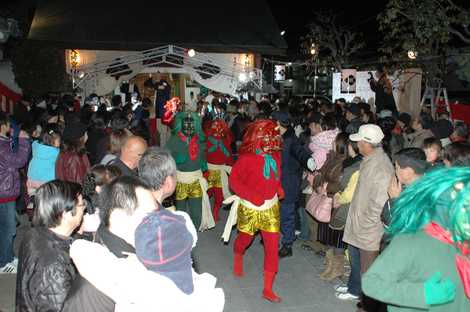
223, 119, 284, 303
205, 119, 234, 222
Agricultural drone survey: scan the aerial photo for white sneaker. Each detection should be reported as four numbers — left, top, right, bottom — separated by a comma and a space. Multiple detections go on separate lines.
334, 284, 348, 293
335, 291, 359, 301
0, 260, 17, 274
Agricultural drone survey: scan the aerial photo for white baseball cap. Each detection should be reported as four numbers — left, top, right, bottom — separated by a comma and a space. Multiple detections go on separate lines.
349, 124, 385, 144
377, 110, 393, 119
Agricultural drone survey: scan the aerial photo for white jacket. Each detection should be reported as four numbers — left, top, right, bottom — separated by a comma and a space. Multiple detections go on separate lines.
70, 240, 225, 312
70, 210, 224, 312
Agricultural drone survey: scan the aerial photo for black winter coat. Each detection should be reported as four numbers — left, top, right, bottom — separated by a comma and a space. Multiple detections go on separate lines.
370, 75, 397, 114
86, 128, 109, 166
62, 225, 135, 312
281, 127, 312, 203
16, 227, 76, 312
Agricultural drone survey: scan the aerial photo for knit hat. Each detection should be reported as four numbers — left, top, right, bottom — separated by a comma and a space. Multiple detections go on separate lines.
62, 120, 87, 141
135, 209, 194, 294
431, 119, 454, 139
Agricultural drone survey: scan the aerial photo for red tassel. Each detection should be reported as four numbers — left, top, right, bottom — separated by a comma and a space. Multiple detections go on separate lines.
456, 255, 470, 299
188, 135, 199, 161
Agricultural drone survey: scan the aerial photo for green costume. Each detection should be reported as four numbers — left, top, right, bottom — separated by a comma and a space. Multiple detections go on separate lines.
166, 112, 208, 230
362, 167, 470, 312
363, 231, 468, 311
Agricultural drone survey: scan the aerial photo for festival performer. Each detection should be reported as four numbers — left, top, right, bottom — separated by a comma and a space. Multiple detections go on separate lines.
166, 111, 214, 231
222, 119, 284, 303
205, 119, 234, 222
362, 167, 470, 311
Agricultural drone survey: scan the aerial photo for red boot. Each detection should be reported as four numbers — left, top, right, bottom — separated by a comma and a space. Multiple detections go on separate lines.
233, 253, 244, 277
212, 188, 223, 222
262, 271, 281, 303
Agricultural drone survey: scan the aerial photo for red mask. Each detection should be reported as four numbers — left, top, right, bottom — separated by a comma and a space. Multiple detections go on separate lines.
162, 97, 182, 126
209, 119, 229, 139
239, 119, 281, 155
258, 124, 281, 154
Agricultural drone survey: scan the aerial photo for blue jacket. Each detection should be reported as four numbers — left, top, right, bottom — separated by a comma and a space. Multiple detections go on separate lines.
281, 127, 312, 203
28, 141, 60, 183
0, 136, 31, 199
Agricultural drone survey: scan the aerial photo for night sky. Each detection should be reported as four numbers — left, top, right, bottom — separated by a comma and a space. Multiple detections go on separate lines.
266, 0, 389, 55
267, 0, 470, 56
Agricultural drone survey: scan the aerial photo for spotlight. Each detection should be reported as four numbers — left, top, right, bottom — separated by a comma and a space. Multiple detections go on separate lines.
188, 49, 196, 57
407, 50, 418, 60
280, 30, 286, 36
310, 43, 317, 56
238, 72, 248, 82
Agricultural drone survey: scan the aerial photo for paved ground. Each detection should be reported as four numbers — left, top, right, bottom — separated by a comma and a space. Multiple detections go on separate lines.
1, 211, 355, 312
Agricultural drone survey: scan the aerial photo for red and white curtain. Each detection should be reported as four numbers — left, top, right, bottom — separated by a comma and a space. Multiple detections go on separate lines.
0, 81, 21, 114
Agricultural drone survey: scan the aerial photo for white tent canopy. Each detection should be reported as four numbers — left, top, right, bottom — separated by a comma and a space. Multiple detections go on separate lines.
70, 45, 262, 97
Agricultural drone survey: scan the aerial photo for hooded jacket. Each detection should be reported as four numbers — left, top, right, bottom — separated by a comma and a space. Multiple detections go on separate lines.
28, 140, 60, 183
0, 136, 31, 199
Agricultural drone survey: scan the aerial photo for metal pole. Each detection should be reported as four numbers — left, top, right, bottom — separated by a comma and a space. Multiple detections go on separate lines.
313, 60, 317, 98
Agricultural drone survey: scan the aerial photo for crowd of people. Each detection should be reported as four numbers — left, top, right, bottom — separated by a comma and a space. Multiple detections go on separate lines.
0, 79, 469, 311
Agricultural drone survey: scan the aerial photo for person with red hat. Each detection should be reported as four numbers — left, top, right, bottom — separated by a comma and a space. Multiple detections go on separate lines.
205, 119, 234, 222
223, 119, 284, 303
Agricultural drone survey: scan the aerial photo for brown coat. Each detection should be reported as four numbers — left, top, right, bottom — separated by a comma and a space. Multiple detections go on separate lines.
343, 148, 394, 251
312, 151, 347, 196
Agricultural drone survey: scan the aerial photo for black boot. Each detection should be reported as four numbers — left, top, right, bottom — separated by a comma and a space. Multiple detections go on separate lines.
278, 245, 293, 258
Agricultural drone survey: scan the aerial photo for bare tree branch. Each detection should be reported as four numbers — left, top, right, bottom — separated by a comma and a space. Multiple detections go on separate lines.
449, 26, 470, 43
464, 25, 470, 36
395, 9, 413, 21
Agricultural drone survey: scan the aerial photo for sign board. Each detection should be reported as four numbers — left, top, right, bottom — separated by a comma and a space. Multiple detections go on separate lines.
341, 69, 357, 93
274, 65, 286, 81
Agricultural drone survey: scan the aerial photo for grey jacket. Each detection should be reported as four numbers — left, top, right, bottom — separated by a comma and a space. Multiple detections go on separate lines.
404, 129, 433, 149
343, 148, 394, 251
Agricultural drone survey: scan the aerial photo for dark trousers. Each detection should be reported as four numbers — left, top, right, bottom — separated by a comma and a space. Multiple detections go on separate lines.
347, 245, 361, 296
280, 201, 296, 247
358, 248, 384, 312
0, 202, 16, 267
359, 249, 379, 274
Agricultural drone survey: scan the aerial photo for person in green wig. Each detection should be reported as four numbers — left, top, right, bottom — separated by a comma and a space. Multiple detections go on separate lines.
362, 166, 470, 311
166, 112, 214, 231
